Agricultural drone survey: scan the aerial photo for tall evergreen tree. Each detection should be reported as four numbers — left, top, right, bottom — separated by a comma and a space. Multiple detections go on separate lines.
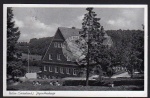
7, 8, 26, 78
7, 7, 20, 61
79, 8, 110, 85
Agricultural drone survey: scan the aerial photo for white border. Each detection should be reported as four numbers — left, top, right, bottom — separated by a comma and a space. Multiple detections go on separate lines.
3, 4, 148, 97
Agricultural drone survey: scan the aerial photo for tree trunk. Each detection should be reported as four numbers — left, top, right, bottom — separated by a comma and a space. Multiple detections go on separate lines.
131, 67, 134, 78
86, 42, 90, 86
86, 63, 89, 86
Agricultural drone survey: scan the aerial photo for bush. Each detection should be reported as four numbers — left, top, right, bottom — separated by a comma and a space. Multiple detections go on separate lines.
62, 78, 144, 86
62, 80, 104, 86
7, 61, 26, 77
113, 79, 144, 86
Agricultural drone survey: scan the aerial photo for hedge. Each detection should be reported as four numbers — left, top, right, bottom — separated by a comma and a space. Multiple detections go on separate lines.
62, 80, 103, 86
62, 78, 144, 86
113, 79, 144, 86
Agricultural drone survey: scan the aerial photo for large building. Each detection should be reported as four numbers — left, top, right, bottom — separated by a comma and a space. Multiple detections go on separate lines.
41, 27, 113, 79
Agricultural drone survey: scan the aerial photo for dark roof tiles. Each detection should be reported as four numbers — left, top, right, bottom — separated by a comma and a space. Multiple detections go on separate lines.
58, 27, 113, 46
58, 27, 80, 39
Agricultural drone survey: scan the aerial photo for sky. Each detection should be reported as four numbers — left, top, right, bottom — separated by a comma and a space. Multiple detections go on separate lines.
12, 7, 144, 42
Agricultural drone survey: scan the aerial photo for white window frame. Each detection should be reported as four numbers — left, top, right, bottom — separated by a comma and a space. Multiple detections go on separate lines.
49, 66, 52, 72
121, 67, 124, 70
57, 54, 61, 60
44, 66, 47, 71
66, 68, 70, 74
60, 67, 64, 74
55, 67, 59, 73
57, 43, 61, 48
61, 43, 63, 48
49, 54, 52, 60
73, 69, 77, 75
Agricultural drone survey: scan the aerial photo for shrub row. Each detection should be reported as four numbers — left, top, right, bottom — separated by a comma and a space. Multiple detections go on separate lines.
62, 79, 144, 86
63, 80, 103, 86
113, 79, 144, 86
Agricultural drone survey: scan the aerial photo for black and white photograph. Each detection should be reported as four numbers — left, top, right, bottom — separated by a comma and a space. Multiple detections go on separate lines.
3, 4, 148, 97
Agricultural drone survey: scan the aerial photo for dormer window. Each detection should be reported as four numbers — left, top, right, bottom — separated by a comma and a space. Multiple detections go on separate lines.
57, 54, 61, 60
49, 54, 52, 60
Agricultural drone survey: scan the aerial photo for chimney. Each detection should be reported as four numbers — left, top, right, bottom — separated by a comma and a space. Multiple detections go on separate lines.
72, 27, 76, 29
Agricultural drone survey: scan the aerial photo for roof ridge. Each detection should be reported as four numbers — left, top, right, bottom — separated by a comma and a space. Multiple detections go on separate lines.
58, 27, 81, 30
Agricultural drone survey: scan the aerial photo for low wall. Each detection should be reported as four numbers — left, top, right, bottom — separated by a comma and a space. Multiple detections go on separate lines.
25, 73, 37, 79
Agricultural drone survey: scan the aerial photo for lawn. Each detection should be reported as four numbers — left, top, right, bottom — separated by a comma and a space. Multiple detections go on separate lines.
7, 80, 144, 91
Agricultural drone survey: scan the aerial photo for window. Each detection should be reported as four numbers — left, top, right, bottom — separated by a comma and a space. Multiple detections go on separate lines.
117, 67, 119, 71
49, 54, 52, 60
57, 54, 61, 60
67, 56, 71, 61
121, 67, 124, 70
55, 67, 59, 73
60, 67, 64, 74
118, 67, 121, 71
69, 68, 71, 74
66, 68, 69, 74
44, 66, 47, 71
54, 42, 57, 48
73, 69, 77, 75
58, 43, 61, 48
49, 66, 52, 72
54, 42, 62, 48
61, 43, 63, 48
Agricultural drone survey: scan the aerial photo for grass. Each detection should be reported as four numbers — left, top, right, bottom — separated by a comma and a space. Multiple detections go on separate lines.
7, 79, 144, 91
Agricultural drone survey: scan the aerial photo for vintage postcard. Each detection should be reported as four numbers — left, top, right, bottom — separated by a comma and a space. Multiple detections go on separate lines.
3, 4, 148, 97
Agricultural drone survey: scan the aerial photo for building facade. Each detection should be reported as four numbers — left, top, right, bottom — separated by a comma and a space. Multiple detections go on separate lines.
41, 27, 113, 79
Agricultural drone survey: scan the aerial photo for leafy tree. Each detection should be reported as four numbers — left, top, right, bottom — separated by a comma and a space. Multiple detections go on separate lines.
78, 8, 110, 85
16, 37, 53, 56
107, 30, 143, 77
132, 30, 144, 72
124, 33, 143, 77
7, 7, 20, 61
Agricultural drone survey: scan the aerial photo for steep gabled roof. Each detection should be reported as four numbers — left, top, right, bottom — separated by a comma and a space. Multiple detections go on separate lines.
42, 27, 113, 62
58, 27, 112, 45
58, 27, 80, 39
